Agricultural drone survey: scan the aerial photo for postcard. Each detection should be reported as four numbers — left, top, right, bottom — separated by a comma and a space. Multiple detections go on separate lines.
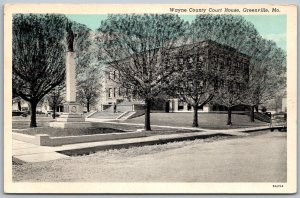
4, 4, 297, 194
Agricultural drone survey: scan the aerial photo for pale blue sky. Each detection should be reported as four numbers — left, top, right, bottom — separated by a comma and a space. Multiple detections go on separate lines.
66, 14, 286, 50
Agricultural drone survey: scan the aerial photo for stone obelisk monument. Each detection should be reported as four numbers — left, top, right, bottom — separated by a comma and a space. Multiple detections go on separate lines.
50, 23, 91, 128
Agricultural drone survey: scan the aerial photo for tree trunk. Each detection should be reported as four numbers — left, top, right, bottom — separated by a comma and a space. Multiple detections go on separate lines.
87, 102, 90, 112
255, 105, 259, 112
30, 101, 38, 127
53, 105, 56, 119
227, 106, 232, 126
18, 101, 22, 111
165, 101, 170, 113
144, 98, 151, 131
192, 104, 199, 127
250, 105, 255, 122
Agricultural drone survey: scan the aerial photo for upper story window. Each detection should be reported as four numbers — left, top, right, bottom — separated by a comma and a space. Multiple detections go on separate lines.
113, 70, 117, 80
236, 62, 240, 69
110, 71, 114, 80
219, 57, 224, 70
228, 59, 232, 69
107, 72, 111, 80
199, 80, 204, 87
198, 55, 204, 62
179, 58, 184, 65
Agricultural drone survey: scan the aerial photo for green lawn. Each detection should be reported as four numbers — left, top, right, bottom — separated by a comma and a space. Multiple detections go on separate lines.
14, 127, 125, 137
12, 121, 198, 137
12, 114, 54, 129
117, 112, 267, 129
12, 120, 52, 129
12, 112, 267, 135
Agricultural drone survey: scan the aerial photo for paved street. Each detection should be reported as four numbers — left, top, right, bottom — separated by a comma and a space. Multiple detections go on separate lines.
13, 131, 286, 182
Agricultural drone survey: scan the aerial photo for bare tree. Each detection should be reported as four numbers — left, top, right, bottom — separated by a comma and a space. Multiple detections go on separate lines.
47, 86, 64, 118
77, 66, 102, 112
239, 37, 286, 121
12, 14, 67, 127
167, 43, 215, 127
12, 96, 22, 111
71, 22, 93, 74
191, 15, 260, 55
190, 14, 286, 125
213, 64, 249, 125
97, 14, 187, 131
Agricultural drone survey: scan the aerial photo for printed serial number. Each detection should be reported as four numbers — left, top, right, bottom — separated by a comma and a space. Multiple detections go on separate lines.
273, 185, 284, 188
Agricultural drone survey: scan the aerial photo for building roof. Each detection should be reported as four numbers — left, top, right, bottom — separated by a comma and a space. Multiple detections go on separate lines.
105, 39, 251, 66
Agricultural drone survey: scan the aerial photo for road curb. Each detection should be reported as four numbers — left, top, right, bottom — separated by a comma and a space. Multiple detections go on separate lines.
57, 133, 234, 156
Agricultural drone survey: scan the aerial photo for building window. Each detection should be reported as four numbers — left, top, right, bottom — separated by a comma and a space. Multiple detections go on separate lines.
204, 58, 209, 70
219, 58, 224, 70
110, 72, 114, 80
228, 59, 232, 66
199, 55, 203, 62
108, 72, 111, 80
113, 70, 116, 80
108, 88, 112, 98
236, 83, 241, 90
164, 58, 170, 70
179, 58, 184, 65
211, 57, 217, 71
220, 80, 224, 87
186, 57, 193, 70
199, 80, 204, 87
214, 79, 218, 90
241, 63, 244, 69
113, 88, 116, 97
236, 62, 240, 70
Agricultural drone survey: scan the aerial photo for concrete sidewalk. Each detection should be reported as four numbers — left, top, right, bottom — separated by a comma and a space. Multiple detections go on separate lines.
12, 126, 270, 164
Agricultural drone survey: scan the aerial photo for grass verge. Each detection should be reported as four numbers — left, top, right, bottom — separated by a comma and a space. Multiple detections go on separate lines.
13, 127, 125, 137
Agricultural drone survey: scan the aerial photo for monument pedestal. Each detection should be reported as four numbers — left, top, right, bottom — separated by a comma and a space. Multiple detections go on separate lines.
50, 103, 92, 128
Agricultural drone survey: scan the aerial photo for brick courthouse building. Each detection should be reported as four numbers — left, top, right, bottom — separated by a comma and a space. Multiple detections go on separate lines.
100, 40, 250, 112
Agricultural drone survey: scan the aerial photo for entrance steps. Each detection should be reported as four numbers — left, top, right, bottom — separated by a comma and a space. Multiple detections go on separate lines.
246, 111, 271, 123
117, 111, 136, 120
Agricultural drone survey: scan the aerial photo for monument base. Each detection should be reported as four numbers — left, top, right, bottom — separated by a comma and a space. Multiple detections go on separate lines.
49, 102, 92, 128
49, 121, 92, 128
